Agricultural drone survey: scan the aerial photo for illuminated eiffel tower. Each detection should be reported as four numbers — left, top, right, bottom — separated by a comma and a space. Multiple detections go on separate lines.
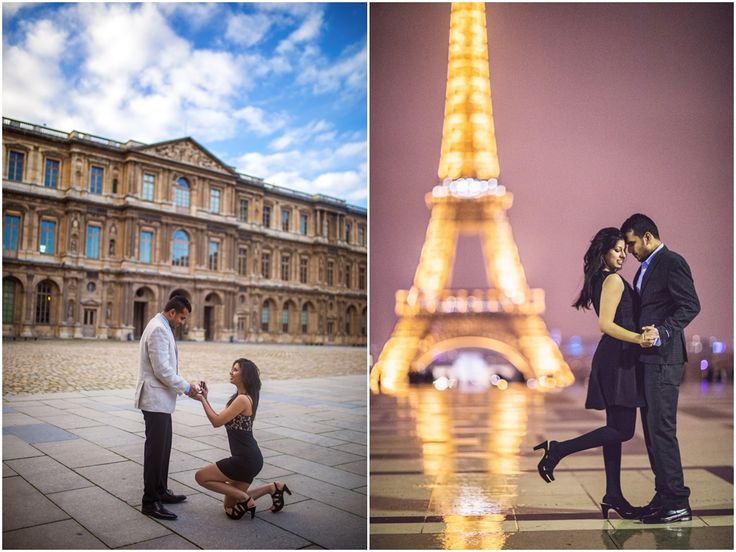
370, 3, 574, 394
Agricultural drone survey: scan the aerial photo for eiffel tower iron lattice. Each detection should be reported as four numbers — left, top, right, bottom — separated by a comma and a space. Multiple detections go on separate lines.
370, 3, 575, 394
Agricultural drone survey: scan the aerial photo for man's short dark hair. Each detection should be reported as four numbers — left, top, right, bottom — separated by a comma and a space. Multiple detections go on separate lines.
165, 295, 192, 313
620, 213, 659, 240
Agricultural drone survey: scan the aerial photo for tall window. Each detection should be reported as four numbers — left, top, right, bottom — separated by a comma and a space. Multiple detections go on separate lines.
239, 198, 249, 222
143, 173, 155, 201
263, 205, 271, 228
261, 302, 270, 331
361, 309, 367, 336
140, 230, 153, 263
300, 213, 308, 235
359, 266, 366, 290
3, 278, 16, 324
281, 209, 290, 231
345, 263, 352, 288
3, 214, 20, 253
44, 159, 60, 188
327, 260, 334, 285
35, 281, 53, 324
171, 229, 190, 267
86, 225, 100, 259
358, 224, 365, 246
282, 304, 290, 332
261, 252, 271, 278
175, 178, 190, 208
7, 151, 24, 182
210, 188, 220, 213
89, 166, 103, 194
281, 254, 290, 280
208, 240, 219, 270
238, 247, 248, 275
299, 257, 308, 283
345, 222, 352, 243
39, 220, 56, 255
301, 304, 309, 334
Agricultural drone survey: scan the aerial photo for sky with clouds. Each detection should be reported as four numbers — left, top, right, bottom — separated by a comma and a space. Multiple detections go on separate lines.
2, 2, 367, 207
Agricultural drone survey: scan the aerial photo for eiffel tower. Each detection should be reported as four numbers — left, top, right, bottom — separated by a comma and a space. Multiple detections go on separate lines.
370, 3, 574, 394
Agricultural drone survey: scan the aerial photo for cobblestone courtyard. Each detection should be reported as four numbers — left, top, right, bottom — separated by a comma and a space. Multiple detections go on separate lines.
3, 340, 367, 394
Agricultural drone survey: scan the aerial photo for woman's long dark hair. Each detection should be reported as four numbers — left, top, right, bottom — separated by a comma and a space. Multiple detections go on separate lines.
573, 227, 624, 310
227, 358, 261, 418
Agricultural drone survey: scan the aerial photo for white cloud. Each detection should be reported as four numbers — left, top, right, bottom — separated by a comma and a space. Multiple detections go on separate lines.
234, 106, 289, 136
226, 12, 274, 47
276, 10, 324, 53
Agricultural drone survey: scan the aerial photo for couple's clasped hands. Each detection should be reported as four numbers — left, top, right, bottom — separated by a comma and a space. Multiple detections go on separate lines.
186, 380, 208, 400
639, 325, 659, 348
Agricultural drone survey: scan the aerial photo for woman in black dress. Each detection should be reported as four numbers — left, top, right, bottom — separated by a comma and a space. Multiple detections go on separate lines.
194, 358, 291, 519
533, 227, 655, 519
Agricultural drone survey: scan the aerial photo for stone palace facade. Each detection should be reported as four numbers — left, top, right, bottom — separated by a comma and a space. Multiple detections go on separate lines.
2, 118, 367, 345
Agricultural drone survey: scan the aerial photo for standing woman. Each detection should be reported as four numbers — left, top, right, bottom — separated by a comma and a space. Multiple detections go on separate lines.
533, 227, 654, 519
194, 358, 291, 519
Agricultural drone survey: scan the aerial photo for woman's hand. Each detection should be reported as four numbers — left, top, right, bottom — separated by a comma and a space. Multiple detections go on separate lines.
638, 331, 657, 348
199, 380, 208, 400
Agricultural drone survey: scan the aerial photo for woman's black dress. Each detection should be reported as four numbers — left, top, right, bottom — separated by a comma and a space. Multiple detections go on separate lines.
215, 409, 264, 483
585, 270, 645, 410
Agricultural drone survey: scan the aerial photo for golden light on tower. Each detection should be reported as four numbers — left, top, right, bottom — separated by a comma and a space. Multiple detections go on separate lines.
370, 2, 574, 395
438, 3, 500, 180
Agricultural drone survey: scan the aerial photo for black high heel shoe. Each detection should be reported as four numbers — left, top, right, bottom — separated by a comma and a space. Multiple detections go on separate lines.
600, 496, 643, 520
270, 481, 292, 513
226, 495, 256, 520
532, 440, 559, 483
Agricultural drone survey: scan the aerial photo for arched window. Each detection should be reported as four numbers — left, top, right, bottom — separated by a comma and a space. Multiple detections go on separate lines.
35, 280, 54, 324
345, 306, 357, 336
261, 301, 271, 332
301, 303, 309, 334
361, 308, 367, 337
171, 229, 190, 267
3, 278, 17, 323
175, 177, 190, 208
282, 303, 290, 333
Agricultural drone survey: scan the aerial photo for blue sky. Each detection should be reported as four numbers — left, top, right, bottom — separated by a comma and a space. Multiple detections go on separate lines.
2, 3, 367, 206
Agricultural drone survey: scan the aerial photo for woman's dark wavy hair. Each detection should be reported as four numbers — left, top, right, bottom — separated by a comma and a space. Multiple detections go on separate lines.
573, 227, 624, 310
227, 358, 261, 418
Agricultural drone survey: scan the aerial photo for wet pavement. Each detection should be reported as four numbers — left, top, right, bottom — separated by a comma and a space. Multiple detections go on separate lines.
370, 380, 733, 549
3, 375, 367, 549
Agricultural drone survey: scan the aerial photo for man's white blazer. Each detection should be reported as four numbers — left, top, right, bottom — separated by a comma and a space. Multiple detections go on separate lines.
134, 314, 189, 413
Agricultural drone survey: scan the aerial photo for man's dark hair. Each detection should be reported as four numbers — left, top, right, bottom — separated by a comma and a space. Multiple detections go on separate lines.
620, 213, 659, 239
164, 295, 192, 313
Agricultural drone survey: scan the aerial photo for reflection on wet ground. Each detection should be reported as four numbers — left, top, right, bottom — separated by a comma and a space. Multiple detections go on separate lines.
370, 381, 733, 549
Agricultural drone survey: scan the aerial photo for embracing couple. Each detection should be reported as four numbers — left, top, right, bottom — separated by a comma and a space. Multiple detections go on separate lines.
133, 296, 291, 521
533, 213, 700, 524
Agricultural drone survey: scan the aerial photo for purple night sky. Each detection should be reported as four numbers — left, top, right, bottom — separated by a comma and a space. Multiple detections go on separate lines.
369, 3, 733, 358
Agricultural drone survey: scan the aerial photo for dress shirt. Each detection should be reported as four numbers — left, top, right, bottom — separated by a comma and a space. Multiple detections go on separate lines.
636, 243, 665, 346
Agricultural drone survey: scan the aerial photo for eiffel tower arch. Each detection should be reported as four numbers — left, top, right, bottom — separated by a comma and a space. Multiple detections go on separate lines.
371, 3, 575, 394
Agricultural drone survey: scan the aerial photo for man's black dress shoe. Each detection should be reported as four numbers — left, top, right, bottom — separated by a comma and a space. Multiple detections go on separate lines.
160, 489, 187, 504
142, 501, 178, 520
641, 507, 692, 524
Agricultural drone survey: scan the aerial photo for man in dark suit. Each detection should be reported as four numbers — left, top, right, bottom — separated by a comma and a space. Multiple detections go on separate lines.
620, 214, 700, 524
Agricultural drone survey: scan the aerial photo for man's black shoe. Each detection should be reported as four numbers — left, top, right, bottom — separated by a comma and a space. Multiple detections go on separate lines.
160, 489, 187, 504
142, 501, 178, 520
638, 497, 662, 518
641, 507, 692, 524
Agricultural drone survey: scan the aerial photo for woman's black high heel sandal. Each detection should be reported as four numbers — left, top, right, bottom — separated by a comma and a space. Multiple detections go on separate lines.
533, 440, 559, 483
600, 496, 643, 520
270, 482, 292, 513
226, 496, 256, 520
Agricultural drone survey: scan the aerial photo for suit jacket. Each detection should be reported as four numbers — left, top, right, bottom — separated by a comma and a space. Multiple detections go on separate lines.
635, 246, 700, 365
134, 313, 189, 413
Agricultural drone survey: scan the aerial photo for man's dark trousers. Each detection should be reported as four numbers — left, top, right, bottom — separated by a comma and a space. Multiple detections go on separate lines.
640, 362, 690, 509
142, 410, 172, 506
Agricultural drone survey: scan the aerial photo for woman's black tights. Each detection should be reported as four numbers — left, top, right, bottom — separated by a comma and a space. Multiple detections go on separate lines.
552, 406, 637, 499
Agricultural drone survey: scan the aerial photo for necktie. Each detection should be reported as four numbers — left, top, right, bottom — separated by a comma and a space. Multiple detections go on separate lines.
636, 260, 649, 293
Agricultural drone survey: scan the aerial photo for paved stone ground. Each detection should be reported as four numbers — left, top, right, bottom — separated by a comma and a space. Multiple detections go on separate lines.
371, 380, 733, 549
3, 340, 366, 394
2, 343, 367, 549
